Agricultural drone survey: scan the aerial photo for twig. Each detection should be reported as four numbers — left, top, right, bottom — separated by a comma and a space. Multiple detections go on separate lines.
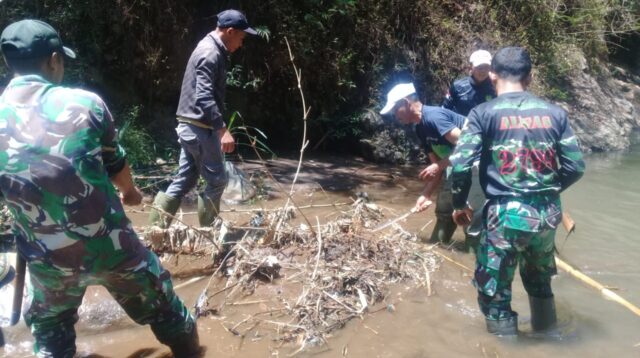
275, 37, 315, 236
362, 324, 378, 335
430, 248, 473, 272
312, 217, 323, 280
322, 290, 358, 313
422, 261, 432, 296
173, 275, 208, 290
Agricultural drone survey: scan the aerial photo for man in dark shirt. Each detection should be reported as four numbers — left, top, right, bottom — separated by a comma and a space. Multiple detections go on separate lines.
450, 47, 585, 337
149, 9, 257, 228
442, 50, 497, 116
379, 83, 484, 242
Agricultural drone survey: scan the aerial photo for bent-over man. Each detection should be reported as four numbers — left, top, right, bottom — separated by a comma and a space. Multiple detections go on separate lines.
380, 83, 484, 241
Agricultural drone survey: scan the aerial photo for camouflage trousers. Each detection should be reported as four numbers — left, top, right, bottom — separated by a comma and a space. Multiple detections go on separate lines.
473, 196, 562, 321
23, 248, 194, 358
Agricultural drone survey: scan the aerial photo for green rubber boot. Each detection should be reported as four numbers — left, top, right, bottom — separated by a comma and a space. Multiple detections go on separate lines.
529, 296, 557, 332
197, 194, 220, 227
148, 192, 181, 228
430, 217, 457, 244
486, 314, 518, 337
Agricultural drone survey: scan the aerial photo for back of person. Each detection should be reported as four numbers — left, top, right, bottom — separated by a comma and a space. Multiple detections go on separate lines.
0, 75, 136, 263
472, 91, 580, 199
415, 105, 466, 159
451, 46, 584, 338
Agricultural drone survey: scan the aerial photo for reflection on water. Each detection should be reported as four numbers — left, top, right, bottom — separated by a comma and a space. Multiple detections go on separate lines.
1, 149, 639, 357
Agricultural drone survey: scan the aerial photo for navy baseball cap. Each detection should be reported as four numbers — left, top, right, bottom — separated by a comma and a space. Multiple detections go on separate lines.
1, 19, 76, 60
217, 9, 257, 35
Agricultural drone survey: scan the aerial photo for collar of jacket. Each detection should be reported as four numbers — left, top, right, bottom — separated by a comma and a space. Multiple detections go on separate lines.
208, 32, 229, 56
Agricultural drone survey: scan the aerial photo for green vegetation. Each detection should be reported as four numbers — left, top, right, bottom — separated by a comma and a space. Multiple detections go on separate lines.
0, 0, 637, 160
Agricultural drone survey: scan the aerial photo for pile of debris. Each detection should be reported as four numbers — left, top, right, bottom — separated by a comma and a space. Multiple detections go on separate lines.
139, 199, 440, 352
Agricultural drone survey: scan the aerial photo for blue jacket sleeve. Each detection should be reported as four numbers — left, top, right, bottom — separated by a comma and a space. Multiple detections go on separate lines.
450, 109, 483, 209
441, 83, 456, 111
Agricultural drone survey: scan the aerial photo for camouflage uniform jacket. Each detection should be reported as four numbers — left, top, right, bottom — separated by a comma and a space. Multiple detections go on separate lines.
450, 91, 585, 209
0, 75, 140, 268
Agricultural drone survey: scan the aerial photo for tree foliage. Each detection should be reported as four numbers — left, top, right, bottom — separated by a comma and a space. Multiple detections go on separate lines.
0, 0, 637, 164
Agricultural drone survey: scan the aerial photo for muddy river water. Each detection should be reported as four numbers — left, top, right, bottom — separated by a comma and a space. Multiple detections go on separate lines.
0, 148, 639, 357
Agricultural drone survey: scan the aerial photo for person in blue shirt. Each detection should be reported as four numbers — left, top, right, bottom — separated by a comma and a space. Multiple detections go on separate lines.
380, 83, 484, 245
442, 50, 497, 116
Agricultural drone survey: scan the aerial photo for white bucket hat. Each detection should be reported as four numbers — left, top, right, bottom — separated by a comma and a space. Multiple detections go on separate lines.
380, 83, 416, 115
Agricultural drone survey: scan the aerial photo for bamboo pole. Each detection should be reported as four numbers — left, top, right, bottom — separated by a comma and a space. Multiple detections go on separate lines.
558, 213, 640, 317
555, 256, 640, 317
432, 248, 640, 318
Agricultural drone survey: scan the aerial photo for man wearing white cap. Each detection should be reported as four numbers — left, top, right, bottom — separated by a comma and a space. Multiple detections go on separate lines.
442, 49, 496, 116
380, 83, 469, 244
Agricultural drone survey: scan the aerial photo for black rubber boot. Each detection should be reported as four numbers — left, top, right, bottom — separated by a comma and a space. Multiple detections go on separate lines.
197, 194, 220, 227
464, 233, 480, 254
529, 295, 557, 332
167, 325, 202, 358
486, 314, 518, 337
430, 217, 457, 244
148, 192, 181, 228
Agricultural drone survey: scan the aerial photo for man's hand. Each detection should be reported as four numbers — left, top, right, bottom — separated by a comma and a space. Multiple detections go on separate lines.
414, 195, 433, 213
219, 128, 236, 153
419, 163, 442, 181
452, 207, 473, 226
120, 187, 143, 206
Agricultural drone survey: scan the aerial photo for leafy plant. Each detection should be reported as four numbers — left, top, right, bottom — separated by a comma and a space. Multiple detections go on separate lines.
117, 105, 157, 168
227, 111, 276, 159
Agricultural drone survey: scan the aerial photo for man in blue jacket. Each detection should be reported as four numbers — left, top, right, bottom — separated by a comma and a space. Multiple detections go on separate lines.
442, 50, 496, 116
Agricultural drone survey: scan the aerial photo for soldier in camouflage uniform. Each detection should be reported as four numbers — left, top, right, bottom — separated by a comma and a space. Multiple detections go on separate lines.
450, 47, 585, 336
0, 20, 200, 357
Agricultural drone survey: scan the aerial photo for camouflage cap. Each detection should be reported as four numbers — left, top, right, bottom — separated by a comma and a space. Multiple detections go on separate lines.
1, 19, 76, 60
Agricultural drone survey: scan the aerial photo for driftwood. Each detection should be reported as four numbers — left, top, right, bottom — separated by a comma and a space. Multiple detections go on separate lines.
136, 199, 440, 353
